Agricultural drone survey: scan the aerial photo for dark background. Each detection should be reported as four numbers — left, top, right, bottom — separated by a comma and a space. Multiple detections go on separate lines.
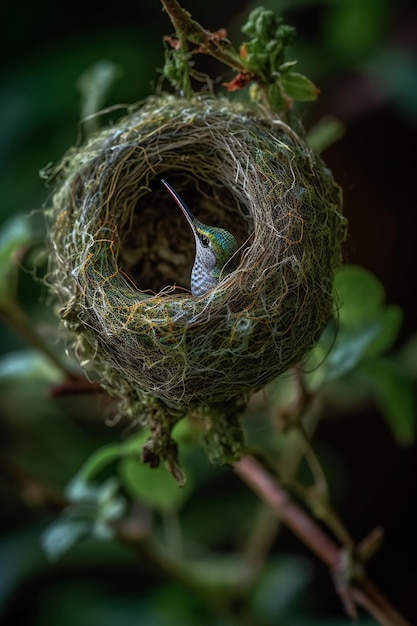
1, 1, 416, 624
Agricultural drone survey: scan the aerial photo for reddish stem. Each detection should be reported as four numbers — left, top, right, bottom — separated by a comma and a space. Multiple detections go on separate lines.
234, 455, 412, 626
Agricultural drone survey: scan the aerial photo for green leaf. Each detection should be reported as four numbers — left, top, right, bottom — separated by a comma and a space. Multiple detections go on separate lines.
120, 429, 149, 455
41, 517, 91, 561
0, 350, 62, 383
52, 477, 127, 555
42, 478, 126, 559
363, 305, 402, 357
306, 116, 345, 154
78, 60, 123, 134
311, 266, 403, 384
94, 478, 127, 539
119, 430, 193, 510
119, 454, 191, 512
0, 214, 34, 305
186, 555, 252, 590
314, 323, 382, 383
306, 298, 402, 387
334, 265, 385, 326
242, 8, 284, 41
359, 358, 416, 444
280, 72, 319, 101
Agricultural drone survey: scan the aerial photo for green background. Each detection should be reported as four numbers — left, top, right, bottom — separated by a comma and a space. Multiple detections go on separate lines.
1, 0, 416, 624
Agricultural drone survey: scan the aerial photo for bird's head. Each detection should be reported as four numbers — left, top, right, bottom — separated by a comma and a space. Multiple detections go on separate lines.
161, 179, 238, 273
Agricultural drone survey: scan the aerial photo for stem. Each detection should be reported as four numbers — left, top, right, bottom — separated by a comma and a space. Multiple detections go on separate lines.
273, 367, 354, 548
352, 578, 412, 626
235, 455, 340, 569
1, 447, 410, 624
242, 503, 280, 571
160, 0, 248, 73
234, 454, 412, 625
50, 378, 104, 397
298, 426, 328, 493
297, 426, 355, 548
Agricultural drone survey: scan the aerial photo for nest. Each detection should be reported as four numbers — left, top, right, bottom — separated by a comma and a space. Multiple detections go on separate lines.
47, 95, 346, 417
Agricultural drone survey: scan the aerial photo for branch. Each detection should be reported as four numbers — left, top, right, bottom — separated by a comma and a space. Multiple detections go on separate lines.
233, 455, 412, 626
2, 443, 410, 623
49, 377, 104, 398
160, 0, 249, 73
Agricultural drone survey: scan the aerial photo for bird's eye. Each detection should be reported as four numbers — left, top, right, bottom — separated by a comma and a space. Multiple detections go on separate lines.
200, 235, 210, 247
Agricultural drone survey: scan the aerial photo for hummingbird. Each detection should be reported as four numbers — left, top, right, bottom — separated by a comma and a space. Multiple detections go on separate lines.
161, 179, 238, 297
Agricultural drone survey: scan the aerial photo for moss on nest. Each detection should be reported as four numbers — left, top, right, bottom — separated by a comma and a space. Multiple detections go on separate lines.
47, 94, 346, 461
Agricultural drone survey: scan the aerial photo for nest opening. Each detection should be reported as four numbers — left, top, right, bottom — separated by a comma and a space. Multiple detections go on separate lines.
120, 177, 250, 294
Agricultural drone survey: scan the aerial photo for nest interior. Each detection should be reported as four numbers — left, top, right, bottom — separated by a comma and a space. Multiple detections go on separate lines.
121, 178, 249, 294
47, 95, 346, 411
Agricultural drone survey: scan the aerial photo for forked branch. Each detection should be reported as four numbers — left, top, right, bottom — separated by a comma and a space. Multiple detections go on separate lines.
234, 455, 411, 625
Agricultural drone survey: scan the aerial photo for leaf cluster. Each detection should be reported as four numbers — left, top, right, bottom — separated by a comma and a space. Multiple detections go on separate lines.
240, 7, 319, 109
306, 265, 414, 443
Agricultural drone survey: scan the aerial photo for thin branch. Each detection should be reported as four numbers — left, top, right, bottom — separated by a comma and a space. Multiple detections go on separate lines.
1, 443, 411, 624
235, 455, 340, 569
50, 377, 104, 397
160, 0, 249, 73
273, 367, 355, 548
242, 503, 280, 571
352, 578, 412, 626
293, 429, 355, 549
233, 454, 412, 626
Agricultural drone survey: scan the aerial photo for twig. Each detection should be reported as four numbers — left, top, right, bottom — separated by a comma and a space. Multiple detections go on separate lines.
293, 429, 355, 548
352, 578, 412, 626
274, 367, 355, 548
242, 502, 280, 571
160, 0, 249, 73
233, 454, 412, 625
235, 455, 340, 568
50, 377, 104, 397
2, 442, 410, 623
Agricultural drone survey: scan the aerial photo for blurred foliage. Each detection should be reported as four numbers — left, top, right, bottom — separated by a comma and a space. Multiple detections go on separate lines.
1, 0, 416, 625
305, 266, 414, 444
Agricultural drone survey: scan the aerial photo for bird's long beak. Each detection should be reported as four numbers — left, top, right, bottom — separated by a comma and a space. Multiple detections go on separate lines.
161, 179, 197, 233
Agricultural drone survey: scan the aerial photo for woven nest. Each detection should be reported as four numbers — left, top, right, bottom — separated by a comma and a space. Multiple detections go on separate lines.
47, 95, 346, 414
